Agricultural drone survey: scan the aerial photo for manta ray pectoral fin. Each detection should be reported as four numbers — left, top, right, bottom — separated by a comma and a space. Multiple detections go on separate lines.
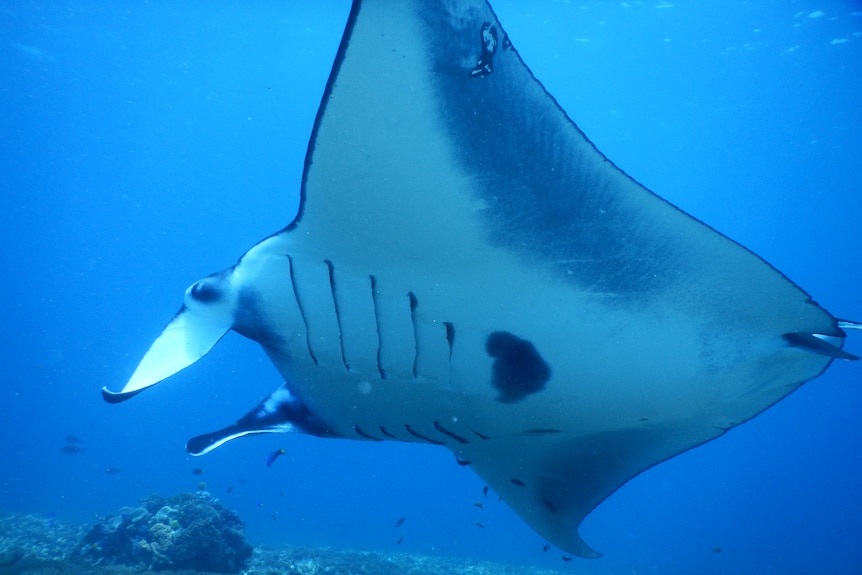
783, 332, 859, 361
186, 382, 335, 455
102, 273, 237, 403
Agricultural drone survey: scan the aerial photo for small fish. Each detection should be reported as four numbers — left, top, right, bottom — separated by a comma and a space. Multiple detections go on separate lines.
475, 522, 485, 528
197, 482, 207, 491
65, 435, 82, 443
394, 516, 406, 528
396, 536, 403, 544
474, 502, 484, 509
104, 467, 121, 474
265, 448, 287, 468
191, 467, 204, 475
561, 555, 573, 562
61, 445, 83, 454
225, 486, 234, 494
482, 485, 489, 498
542, 544, 550, 552
712, 547, 723, 553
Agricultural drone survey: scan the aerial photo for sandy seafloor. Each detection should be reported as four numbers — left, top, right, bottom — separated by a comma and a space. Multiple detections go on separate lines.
0, 510, 577, 575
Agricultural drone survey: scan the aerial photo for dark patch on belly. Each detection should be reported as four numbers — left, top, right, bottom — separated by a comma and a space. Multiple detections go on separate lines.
486, 331, 551, 403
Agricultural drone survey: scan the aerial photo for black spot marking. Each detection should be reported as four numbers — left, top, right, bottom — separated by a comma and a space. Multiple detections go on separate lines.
354, 426, 382, 442
190, 279, 222, 303
404, 425, 445, 445
510, 478, 526, 487
542, 499, 557, 513
433, 421, 469, 444
486, 331, 551, 403
470, 22, 498, 77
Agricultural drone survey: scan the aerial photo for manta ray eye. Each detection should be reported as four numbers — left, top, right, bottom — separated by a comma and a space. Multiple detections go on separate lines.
190, 279, 222, 303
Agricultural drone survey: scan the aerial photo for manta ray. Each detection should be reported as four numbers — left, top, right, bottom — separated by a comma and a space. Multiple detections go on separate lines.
103, 0, 859, 558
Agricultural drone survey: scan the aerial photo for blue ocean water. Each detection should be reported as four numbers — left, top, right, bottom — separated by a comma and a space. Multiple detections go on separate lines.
1, 1, 860, 574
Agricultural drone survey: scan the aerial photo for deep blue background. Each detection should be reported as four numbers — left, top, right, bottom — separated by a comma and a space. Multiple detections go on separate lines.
1, 2, 860, 574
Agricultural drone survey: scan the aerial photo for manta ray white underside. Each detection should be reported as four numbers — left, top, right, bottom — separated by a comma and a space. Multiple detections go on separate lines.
103, 0, 859, 558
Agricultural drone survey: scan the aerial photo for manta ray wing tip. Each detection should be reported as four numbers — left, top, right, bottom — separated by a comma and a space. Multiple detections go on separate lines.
783, 332, 859, 361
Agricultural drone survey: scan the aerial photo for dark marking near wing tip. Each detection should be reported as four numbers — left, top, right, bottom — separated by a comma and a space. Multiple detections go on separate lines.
354, 425, 382, 442
455, 455, 472, 466
510, 478, 526, 487
486, 331, 551, 403
542, 499, 557, 513
433, 421, 469, 444
405, 425, 445, 445
102, 387, 143, 404
783, 331, 860, 360
470, 22, 498, 77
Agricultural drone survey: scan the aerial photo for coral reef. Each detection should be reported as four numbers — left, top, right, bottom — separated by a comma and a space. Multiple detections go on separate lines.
0, 508, 573, 575
75, 492, 252, 573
